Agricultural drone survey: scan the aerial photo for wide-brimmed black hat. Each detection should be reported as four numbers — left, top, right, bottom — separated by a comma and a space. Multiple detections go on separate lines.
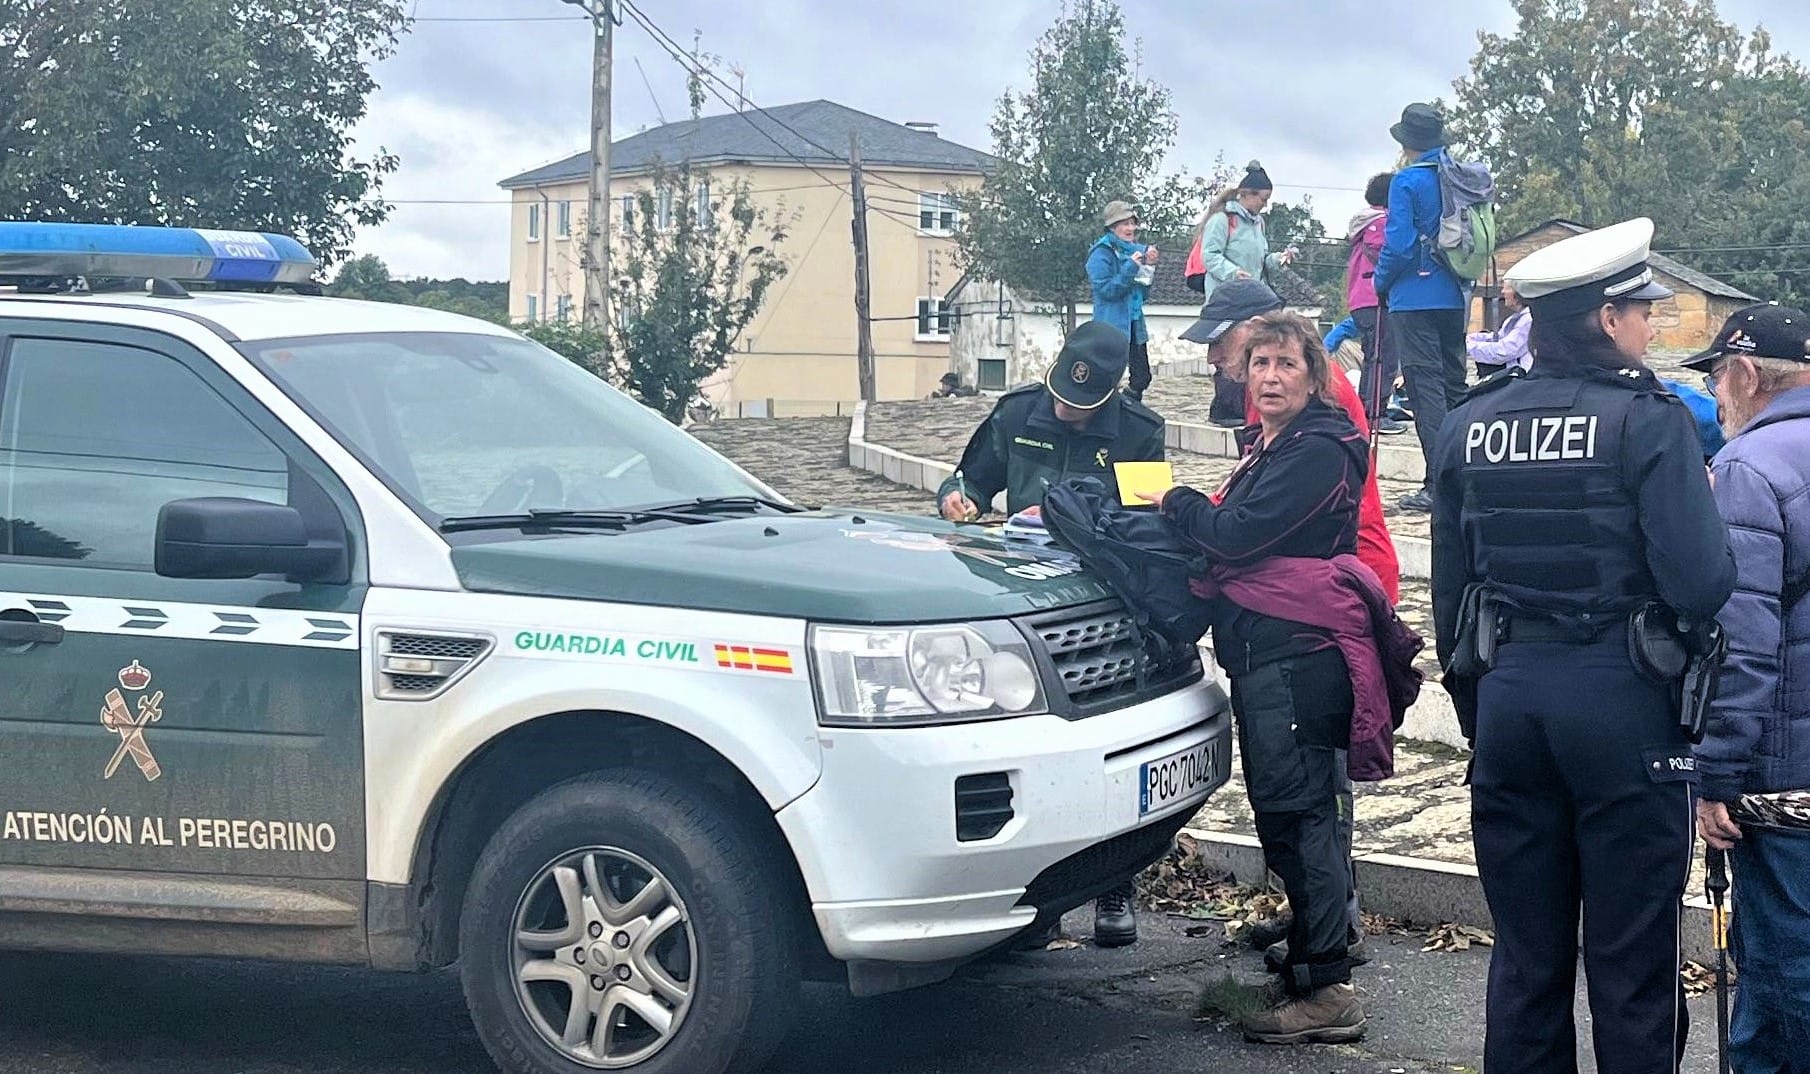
1390, 103, 1445, 152
1684, 302, 1810, 373
1180, 278, 1284, 345
1045, 321, 1129, 409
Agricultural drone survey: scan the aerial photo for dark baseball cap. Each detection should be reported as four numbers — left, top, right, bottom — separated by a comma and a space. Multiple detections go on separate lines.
1180, 278, 1284, 344
1684, 302, 1810, 372
1045, 321, 1129, 409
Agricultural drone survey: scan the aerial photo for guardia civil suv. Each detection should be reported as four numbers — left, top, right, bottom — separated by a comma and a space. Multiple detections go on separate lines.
0, 223, 1232, 1074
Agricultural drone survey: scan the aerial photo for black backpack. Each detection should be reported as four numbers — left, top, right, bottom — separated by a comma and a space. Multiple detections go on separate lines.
1041, 477, 1218, 663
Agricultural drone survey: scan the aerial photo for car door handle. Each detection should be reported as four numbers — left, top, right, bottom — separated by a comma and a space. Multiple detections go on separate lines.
0, 617, 64, 646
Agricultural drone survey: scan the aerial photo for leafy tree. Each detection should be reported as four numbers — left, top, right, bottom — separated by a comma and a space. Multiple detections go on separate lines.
518, 319, 613, 378
406, 278, 509, 323
325, 254, 410, 304
602, 159, 792, 422
957, 0, 1209, 330
1449, 0, 1810, 304
0, 0, 407, 265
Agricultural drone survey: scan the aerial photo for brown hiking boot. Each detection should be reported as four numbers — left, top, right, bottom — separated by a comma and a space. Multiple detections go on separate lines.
1240, 982, 1366, 1045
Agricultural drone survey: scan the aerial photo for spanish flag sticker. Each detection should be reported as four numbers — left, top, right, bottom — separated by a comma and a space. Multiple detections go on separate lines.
713, 644, 795, 675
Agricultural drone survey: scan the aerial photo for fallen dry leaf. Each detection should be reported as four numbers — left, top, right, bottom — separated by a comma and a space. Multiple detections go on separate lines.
1044, 937, 1082, 952
1680, 960, 1735, 996
1422, 922, 1495, 952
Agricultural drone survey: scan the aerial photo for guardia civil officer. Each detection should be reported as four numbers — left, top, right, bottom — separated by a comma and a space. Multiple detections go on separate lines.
939, 319, 1164, 947
1429, 218, 1735, 1074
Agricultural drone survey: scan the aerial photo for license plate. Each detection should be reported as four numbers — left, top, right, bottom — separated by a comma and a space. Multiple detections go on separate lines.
1139, 740, 1218, 816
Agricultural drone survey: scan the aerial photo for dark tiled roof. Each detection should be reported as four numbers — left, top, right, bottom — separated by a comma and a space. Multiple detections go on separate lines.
499, 100, 993, 188
1506, 219, 1757, 302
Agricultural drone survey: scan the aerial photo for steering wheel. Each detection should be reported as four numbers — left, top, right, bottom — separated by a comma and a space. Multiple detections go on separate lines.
478, 465, 565, 515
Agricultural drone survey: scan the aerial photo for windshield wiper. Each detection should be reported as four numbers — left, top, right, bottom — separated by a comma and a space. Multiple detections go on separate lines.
638, 495, 804, 515
438, 508, 712, 534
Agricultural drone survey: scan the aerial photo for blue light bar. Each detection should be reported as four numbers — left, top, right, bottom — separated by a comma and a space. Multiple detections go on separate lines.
0, 222, 318, 285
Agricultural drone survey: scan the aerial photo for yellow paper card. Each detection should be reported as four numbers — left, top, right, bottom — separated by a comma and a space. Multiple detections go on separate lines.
1113, 461, 1174, 506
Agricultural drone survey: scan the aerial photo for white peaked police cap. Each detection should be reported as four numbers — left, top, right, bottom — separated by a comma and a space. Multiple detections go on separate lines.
1505, 217, 1674, 318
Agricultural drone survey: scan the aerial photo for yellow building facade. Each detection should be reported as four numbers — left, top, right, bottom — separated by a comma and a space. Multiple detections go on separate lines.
500, 101, 990, 413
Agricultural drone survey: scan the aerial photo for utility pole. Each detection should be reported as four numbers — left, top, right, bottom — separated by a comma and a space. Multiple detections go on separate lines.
849, 131, 877, 403
564, 0, 612, 328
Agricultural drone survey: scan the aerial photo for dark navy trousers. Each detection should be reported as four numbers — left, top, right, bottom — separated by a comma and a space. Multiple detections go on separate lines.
1471, 631, 1696, 1074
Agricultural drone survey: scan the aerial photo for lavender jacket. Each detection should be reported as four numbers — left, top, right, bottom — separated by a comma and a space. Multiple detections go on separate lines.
1466, 307, 1531, 371
1697, 385, 1810, 801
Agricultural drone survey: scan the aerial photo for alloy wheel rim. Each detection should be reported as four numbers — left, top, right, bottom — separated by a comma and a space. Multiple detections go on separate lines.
510, 846, 697, 1068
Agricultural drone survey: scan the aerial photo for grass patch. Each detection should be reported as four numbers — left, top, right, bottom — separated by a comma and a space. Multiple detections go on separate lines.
1396, 736, 1472, 762
1195, 972, 1267, 1023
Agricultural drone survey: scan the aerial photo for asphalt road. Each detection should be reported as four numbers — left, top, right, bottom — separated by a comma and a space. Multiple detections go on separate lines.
0, 908, 1726, 1074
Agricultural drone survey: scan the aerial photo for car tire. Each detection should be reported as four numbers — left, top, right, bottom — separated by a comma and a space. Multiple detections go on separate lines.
459, 769, 798, 1074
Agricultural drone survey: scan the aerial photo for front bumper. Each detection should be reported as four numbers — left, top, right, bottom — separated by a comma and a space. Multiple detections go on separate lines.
775, 677, 1232, 970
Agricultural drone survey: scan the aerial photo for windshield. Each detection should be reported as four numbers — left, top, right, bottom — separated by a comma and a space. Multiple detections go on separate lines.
240, 331, 774, 523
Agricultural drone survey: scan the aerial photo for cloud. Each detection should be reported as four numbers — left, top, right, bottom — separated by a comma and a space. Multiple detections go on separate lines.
351, 0, 1809, 279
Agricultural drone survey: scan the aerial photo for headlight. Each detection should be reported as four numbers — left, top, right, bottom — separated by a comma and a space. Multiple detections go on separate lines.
810, 621, 1046, 726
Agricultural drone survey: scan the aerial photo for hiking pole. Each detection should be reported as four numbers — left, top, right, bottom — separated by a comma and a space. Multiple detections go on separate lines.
1367, 309, 1388, 470
1705, 846, 1731, 1074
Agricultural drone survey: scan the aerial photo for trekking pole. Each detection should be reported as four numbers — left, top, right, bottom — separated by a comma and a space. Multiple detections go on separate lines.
1705, 846, 1731, 1074
1367, 309, 1387, 470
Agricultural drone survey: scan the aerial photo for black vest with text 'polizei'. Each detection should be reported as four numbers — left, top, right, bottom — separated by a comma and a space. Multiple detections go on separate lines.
1454, 367, 1655, 619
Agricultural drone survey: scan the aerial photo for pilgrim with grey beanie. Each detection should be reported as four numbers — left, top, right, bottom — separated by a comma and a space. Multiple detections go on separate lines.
1086, 200, 1157, 399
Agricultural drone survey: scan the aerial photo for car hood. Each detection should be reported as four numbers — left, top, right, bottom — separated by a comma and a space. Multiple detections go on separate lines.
450, 509, 1114, 624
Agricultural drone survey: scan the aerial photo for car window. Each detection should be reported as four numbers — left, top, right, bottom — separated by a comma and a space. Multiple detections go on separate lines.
0, 337, 288, 568
241, 332, 770, 521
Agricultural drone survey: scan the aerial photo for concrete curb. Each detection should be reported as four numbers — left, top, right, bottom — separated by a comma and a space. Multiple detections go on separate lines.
1181, 828, 1720, 965
847, 401, 1005, 513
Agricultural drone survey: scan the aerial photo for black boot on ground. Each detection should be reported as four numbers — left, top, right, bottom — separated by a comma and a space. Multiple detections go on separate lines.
1093, 882, 1138, 947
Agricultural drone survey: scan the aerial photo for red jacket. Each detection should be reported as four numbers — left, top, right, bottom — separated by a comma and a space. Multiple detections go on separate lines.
1244, 375, 1401, 603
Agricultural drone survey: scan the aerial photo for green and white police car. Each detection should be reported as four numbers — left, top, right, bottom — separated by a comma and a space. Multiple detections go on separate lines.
0, 224, 1232, 1074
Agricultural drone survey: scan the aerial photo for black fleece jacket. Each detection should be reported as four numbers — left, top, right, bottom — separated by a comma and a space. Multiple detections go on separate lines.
1161, 396, 1368, 667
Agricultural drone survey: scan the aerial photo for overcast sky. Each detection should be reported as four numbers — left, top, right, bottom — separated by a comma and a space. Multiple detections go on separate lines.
348, 0, 1810, 281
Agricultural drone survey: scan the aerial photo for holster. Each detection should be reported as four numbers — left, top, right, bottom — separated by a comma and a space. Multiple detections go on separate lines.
1447, 583, 1500, 680
1627, 602, 1725, 743
1443, 584, 1499, 747
1678, 622, 1727, 744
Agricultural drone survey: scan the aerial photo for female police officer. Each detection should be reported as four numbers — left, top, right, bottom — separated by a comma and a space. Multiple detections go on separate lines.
1430, 218, 1735, 1074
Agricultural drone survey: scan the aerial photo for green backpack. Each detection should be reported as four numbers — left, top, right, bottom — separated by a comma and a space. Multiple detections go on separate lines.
1414, 156, 1498, 282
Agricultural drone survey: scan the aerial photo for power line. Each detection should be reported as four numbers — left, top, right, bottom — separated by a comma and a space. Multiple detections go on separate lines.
614, 0, 852, 198
411, 15, 587, 21
616, 0, 932, 202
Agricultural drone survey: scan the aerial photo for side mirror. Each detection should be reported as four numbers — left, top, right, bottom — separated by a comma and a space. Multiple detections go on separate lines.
155, 497, 347, 583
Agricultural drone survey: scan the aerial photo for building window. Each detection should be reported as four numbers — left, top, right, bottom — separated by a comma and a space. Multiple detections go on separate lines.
694, 180, 711, 231
556, 200, 572, 238
526, 294, 539, 321
620, 194, 636, 232
656, 186, 673, 231
918, 192, 959, 234
556, 295, 572, 323
978, 358, 1007, 391
915, 297, 952, 340
527, 202, 541, 241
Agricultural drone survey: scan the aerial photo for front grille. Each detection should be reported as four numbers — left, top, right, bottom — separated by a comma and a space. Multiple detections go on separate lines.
386, 634, 489, 660
1025, 602, 1201, 714
954, 773, 1014, 842
1016, 807, 1193, 915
